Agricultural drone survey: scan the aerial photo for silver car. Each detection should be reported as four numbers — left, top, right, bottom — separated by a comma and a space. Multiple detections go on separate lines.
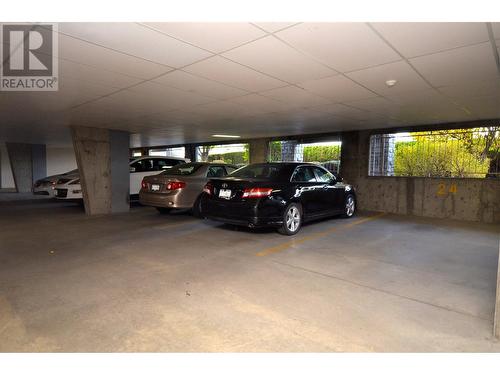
139, 162, 239, 214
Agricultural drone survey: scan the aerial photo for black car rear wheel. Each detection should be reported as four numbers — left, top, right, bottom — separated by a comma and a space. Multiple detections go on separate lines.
342, 194, 356, 218
278, 203, 302, 235
156, 207, 171, 214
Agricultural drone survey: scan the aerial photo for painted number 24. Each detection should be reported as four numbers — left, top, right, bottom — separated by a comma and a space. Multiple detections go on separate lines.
437, 183, 457, 196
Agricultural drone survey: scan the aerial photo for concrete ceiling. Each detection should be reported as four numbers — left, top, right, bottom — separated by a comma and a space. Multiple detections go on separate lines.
1, 22, 500, 147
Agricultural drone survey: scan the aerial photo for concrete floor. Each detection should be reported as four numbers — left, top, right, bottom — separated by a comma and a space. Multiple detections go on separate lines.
0, 196, 499, 352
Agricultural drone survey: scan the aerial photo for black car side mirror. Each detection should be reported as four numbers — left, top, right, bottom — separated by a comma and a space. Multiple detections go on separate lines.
331, 173, 343, 183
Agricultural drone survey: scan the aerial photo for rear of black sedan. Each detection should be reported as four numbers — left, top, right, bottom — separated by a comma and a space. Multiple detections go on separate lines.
200, 162, 356, 235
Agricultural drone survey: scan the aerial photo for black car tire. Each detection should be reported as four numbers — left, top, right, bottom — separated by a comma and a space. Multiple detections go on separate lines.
156, 207, 171, 214
278, 203, 302, 236
192, 195, 204, 218
342, 194, 356, 218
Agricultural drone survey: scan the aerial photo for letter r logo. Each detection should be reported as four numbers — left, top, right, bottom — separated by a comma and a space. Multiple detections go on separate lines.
2, 24, 53, 77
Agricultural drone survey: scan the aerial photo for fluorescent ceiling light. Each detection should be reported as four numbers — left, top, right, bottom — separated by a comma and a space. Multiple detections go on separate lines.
211, 134, 241, 138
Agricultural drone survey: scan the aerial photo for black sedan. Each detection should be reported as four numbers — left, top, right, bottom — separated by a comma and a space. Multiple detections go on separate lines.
200, 162, 356, 235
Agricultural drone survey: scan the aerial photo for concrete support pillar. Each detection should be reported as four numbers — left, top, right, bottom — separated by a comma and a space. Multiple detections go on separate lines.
340, 131, 362, 184
110, 130, 130, 213
249, 139, 269, 164
185, 144, 197, 162
71, 126, 130, 215
281, 140, 303, 162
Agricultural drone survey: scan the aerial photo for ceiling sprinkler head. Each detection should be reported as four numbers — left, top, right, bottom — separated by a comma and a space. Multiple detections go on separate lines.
385, 79, 398, 87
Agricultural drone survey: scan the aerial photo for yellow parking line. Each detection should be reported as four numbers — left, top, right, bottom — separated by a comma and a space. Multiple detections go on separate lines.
256, 212, 386, 257
343, 212, 387, 228
151, 219, 198, 230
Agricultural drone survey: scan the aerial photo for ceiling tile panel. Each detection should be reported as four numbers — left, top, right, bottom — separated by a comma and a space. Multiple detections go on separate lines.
147, 110, 208, 125
312, 103, 371, 120
438, 78, 500, 99
492, 23, 500, 39
298, 75, 378, 102
372, 22, 489, 58
183, 56, 287, 92
409, 42, 499, 87
456, 95, 500, 119
228, 94, 294, 114
189, 100, 255, 118
383, 88, 441, 102
223, 36, 336, 83
346, 60, 431, 96
143, 22, 266, 53
64, 98, 134, 126
252, 23, 298, 33
59, 23, 212, 67
344, 96, 399, 114
276, 23, 401, 72
259, 85, 332, 107
113, 81, 216, 112
58, 34, 173, 80
153, 70, 248, 100
59, 59, 142, 89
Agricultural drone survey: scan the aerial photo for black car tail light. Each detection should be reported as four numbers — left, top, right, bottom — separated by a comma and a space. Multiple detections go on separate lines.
242, 187, 273, 198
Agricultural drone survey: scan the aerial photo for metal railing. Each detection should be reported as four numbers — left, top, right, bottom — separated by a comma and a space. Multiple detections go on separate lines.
369, 127, 500, 178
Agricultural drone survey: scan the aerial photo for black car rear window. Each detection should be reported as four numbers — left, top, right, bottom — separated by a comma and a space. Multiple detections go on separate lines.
230, 164, 292, 181
162, 163, 203, 176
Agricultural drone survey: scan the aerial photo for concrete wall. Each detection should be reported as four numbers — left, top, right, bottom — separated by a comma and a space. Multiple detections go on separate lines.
495, 240, 500, 338
341, 130, 500, 223
0, 143, 15, 188
31, 144, 47, 183
46, 147, 77, 176
6, 143, 33, 193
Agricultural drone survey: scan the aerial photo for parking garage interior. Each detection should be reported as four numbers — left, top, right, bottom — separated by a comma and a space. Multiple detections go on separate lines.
1, 20, 500, 354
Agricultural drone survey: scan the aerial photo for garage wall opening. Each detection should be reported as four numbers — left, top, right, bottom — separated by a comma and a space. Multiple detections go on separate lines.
149, 147, 185, 159
269, 139, 342, 174
369, 127, 500, 178
195, 143, 249, 165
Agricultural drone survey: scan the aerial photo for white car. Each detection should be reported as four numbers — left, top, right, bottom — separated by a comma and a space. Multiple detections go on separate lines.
54, 156, 189, 200
33, 169, 78, 197
53, 171, 82, 200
